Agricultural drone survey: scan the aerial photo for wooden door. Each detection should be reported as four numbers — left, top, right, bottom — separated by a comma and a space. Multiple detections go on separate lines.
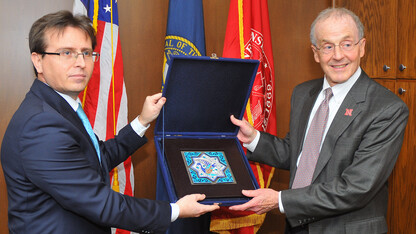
388, 80, 416, 233
397, 0, 416, 78
334, 0, 398, 79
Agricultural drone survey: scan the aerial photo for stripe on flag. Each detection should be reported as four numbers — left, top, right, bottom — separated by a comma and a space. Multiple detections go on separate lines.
73, 1, 134, 233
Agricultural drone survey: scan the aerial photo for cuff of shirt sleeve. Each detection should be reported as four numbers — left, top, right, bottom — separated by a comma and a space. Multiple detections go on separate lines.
170, 203, 179, 222
243, 130, 260, 152
130, 116, 150, 137
279, 191, 285, 213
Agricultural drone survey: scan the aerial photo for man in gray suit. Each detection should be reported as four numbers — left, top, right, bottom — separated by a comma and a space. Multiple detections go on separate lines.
228, 7, 409, 234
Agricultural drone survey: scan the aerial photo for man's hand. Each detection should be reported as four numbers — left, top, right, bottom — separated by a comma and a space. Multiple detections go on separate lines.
175, 194, 220, 218
228, 189, 279, 214
230, 115, 257, 144
138, 93, 166, 126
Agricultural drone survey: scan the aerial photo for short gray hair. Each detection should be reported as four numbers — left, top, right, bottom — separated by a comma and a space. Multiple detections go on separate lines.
310, 7, 364, 46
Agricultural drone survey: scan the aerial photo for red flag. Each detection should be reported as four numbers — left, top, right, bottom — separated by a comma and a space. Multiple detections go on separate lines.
210, 0, 276, 233
73, 1, 133, 234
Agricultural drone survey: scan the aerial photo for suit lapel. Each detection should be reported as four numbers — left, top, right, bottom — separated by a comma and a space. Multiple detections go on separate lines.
30, 80, 102, 167
312, 73, 370, 182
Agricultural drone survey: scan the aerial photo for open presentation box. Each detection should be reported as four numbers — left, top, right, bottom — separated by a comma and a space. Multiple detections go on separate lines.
155, 55, 260, 205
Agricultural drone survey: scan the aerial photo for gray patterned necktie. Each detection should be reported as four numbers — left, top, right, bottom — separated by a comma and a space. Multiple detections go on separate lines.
292, 88, 333, 188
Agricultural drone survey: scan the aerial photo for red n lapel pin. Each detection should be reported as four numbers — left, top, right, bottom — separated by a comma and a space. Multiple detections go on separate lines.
345, 108, 353, 116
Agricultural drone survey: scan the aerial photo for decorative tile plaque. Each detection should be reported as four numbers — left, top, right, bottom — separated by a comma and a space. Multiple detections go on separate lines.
182, 151, 236, 185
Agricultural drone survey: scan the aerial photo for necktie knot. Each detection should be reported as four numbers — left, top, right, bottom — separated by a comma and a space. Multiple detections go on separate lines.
324, 88, 333, 102
76, 103, 88, 122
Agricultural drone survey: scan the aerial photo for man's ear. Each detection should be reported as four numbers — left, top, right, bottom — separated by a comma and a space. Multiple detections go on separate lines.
31, 52, 43, 75
359, 38, 366, 58
311, 45, 320, 63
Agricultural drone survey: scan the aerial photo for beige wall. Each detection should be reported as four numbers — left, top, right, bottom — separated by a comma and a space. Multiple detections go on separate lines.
0, 1, 73, 232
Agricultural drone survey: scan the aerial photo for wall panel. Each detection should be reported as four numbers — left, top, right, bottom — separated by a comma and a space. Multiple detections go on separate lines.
0, 1, 73, 233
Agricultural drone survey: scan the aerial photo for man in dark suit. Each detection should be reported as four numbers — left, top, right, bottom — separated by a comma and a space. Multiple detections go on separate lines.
228, 7, 408, 234
1, 10, 219, 234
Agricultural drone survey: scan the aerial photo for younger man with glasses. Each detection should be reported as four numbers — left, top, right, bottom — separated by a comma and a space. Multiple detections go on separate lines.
228, 7, 408, 234
1, 10, 218, 234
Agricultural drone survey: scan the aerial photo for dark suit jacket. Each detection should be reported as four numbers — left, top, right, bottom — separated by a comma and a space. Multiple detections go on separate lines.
1, 79, 171, 234
248, 71, 408, 234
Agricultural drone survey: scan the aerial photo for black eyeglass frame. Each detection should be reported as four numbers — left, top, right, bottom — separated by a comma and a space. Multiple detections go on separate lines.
40, 51, 100, 62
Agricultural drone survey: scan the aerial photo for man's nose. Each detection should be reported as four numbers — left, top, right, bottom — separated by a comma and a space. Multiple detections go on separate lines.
332, 45, 345, 59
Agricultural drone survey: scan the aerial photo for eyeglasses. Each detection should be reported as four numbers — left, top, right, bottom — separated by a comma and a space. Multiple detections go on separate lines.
40, 50, 100, 62
314, 38, 363, 54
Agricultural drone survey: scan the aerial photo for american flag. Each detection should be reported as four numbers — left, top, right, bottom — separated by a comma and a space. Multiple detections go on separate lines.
73, 1, 134, 233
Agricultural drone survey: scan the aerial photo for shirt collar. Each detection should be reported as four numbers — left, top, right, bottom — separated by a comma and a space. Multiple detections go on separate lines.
323, 67, 361, 104
38, 79, 81, 111
54, 90, 81, 112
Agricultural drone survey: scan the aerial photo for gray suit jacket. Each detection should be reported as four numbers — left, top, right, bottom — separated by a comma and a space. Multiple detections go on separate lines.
248, 71, 408, 234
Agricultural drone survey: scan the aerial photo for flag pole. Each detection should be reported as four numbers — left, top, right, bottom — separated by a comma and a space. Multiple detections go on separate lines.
109, 0, 120, 193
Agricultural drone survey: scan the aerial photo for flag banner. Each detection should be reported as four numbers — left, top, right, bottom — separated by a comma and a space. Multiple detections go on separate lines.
162, 0, 206, 86
210, 0, 277, 233
157, 0, 209, 233
73, 1, 133, 234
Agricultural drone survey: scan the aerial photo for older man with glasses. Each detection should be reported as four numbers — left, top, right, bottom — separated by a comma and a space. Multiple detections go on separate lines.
228, 7, 408, 234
